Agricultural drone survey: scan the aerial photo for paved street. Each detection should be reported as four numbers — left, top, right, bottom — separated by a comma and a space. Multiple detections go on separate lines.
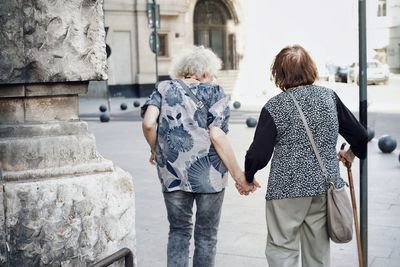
79, 77, 400, 266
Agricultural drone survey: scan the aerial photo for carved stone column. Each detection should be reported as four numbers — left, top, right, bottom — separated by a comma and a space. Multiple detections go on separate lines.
0, 1, 136, 266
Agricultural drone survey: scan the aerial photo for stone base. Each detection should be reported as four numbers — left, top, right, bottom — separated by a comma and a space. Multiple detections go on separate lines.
4, 166, 136, 267
0, 121, 111, 180
0, 82, 136, 266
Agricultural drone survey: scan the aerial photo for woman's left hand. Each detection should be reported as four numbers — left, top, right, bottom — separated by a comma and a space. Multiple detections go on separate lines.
338, 144, 355, 168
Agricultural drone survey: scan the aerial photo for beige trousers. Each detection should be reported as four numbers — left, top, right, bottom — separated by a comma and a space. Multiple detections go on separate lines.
265, 195, 330, 267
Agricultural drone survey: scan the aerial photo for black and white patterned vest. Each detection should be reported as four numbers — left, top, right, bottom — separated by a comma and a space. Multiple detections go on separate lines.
265, 84, 344, 200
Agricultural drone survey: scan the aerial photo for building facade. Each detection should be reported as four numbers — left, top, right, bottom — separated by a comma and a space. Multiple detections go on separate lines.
369, 0, 400, 72
103, 0, 245, 98
386, 0, 400, 72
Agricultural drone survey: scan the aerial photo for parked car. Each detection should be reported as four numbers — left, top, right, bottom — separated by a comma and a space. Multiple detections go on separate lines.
348, 60, 389, 85
335, 65, 349, 83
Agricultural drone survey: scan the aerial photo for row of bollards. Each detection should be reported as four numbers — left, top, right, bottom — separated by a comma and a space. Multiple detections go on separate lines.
98, 100, 400, 166
99, 105, 110, 122
98, 100, 141, 122
232, 101, 259, 128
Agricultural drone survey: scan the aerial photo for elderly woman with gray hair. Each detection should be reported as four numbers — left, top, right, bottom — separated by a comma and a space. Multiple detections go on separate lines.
141, 46, 259, 267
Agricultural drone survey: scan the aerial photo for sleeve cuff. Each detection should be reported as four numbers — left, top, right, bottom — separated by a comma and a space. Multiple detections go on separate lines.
244, 157, 256, 183
350, 140, 367, 159
244, 170, 254, 183
350, 129, 368, 159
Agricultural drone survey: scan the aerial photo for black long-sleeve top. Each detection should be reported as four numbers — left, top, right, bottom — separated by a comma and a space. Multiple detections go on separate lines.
245, 90, 368, 186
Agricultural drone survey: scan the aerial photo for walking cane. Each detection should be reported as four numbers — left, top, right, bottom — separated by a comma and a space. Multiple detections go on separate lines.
340, 143, 363, 267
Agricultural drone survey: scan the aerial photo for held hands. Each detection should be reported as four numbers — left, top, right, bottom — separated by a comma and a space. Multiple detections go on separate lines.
234, 171, 261, 196
149, 150, 260, 195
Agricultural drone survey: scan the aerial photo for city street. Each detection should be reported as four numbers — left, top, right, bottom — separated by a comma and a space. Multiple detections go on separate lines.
80, 76, 400, 267
2, 0, 398, 265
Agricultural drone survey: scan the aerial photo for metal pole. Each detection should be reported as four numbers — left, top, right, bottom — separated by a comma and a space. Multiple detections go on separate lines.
106, 80, 111, 113
104, 27, 111, 113
153, 0, 159, 82
358, 0, 368, 266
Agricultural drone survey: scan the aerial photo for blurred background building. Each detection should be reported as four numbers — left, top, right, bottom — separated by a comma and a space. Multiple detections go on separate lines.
89, 0, 400, 99
372, 0, 400, 72
96, 0, 245, 98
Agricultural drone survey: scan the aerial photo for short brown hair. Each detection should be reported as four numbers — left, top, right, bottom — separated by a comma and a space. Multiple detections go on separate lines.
271, 45, 318, 91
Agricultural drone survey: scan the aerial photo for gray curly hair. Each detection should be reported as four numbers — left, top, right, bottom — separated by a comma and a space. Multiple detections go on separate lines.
169, 46, 222, 79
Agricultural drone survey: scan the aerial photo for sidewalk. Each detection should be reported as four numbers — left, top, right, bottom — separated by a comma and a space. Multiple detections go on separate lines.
79, 96, 400, 267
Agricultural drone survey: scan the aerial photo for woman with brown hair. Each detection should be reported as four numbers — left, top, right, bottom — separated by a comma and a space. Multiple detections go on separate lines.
242, 45, 368, 266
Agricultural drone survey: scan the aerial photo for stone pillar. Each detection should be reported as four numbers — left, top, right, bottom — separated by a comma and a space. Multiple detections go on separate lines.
0, 1, 136, 266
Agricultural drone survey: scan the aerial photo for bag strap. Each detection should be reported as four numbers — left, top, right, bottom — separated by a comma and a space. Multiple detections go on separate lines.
286, 91, 330, 181
176, 79, 208, 113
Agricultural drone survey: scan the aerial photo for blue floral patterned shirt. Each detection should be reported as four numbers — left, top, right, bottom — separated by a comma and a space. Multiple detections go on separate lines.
142, 79, 230, 193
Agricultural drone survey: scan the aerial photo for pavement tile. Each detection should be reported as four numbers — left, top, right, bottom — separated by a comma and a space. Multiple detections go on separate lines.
215, 253, 266, 267
217, 232, 266, 259
368, 246, 393, 258
370, 214, 400, 228
369, 256, 400, 267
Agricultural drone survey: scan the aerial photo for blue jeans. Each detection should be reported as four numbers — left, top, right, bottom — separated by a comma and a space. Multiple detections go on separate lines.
163, 190, 225, 267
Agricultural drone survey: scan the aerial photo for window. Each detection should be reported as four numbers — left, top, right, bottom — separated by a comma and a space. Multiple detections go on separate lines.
158, 33, 169, 57
378, 0, 387, 17
194, 0, 228, 25
193, 0, 238, 70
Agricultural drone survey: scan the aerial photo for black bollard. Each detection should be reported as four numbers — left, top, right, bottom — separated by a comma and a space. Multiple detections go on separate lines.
246, 117, 257, 128
378, 135, 397, 153
367, 127, 375, 142
120, 103, 127, 110
133, 100, 141, 108
233, 101, 241, 109
99, 104, 107, 112
100, 113, 110, 123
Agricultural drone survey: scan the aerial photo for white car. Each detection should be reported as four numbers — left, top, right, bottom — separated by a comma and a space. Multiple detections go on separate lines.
348, 60, 389, 85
